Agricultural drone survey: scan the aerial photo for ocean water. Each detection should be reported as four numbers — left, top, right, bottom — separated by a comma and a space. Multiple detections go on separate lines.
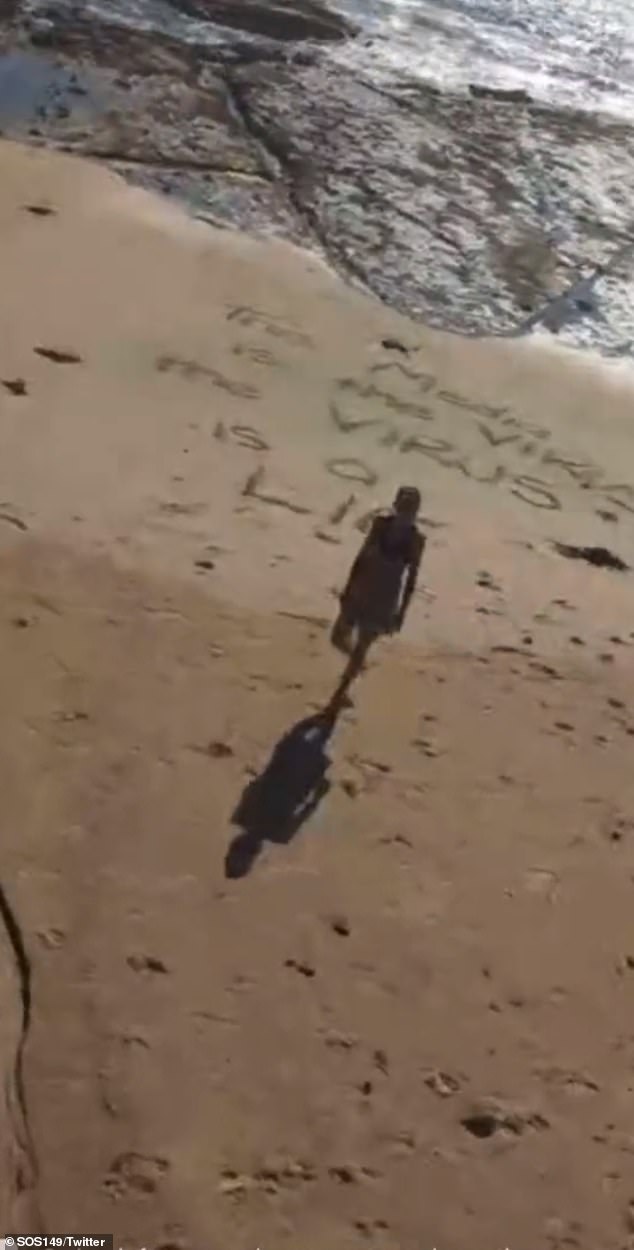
331, 0, 634, 120
21, 0, 634, 119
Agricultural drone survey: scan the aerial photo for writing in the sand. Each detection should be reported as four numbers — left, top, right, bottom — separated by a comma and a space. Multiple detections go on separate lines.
201, 306, 634, 528
325, 360, 634, 517
226, 305, 313, 348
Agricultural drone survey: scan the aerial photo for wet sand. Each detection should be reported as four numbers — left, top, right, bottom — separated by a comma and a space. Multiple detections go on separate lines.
1, 140, 634, 1248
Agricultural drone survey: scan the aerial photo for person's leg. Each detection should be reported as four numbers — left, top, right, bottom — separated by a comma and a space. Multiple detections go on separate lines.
347, 627, 375, 683
331, 600, 356, 655
328, 627, 376, 712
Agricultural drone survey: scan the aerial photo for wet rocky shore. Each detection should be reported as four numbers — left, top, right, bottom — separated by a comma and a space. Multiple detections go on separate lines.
1, 0, 634, 351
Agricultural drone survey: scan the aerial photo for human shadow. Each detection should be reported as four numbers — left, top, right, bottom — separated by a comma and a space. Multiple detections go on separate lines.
224, 706, 339, 879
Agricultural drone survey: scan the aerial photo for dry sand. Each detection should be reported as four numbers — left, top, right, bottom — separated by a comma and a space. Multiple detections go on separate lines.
1, 139, 634, 1249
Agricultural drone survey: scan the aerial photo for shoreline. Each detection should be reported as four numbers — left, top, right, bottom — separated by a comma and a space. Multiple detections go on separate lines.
1, 2, 634, 353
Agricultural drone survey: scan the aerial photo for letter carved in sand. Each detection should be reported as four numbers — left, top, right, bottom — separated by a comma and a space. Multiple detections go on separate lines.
324, 363, 634, 518
155, 354, 260, 399
226, 305, 312, 349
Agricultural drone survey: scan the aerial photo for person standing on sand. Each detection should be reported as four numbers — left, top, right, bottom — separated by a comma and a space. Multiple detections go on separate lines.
329, 485, 425, 705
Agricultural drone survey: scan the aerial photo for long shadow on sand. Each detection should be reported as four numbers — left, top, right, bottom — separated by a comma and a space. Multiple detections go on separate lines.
224, 706, 339, 879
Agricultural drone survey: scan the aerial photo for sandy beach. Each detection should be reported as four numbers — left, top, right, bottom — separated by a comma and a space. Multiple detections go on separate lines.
2, 139, 634, 1249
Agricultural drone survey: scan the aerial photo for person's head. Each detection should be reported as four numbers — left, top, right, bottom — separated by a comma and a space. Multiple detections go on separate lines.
393, 485, 421, 521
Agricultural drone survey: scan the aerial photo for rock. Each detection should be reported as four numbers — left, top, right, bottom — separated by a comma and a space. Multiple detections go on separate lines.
329, 914, 350, 937
193, 739, 233, 758
285, 958, 316, 978
165, 0, 354, 41
28, 26, 56, 49
552, 542, 629, 572
469, 83, 532, 105
1, 377, 27, 396
34, 346, 82, 364
23, 203, 56, 216
604, 815, 633, 843
209, 740, 233, 757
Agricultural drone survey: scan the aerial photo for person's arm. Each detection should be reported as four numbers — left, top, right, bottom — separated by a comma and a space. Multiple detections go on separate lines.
394, 532, 425, 630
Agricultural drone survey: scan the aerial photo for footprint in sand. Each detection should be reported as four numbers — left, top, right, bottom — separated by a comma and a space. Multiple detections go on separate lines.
535, 1067, 599, 1097
354, 1218, 390, 1240
321, 1029, 359, 1051
36, 927, 66, 949
329, 1164, 379, 1184
232, 342, 279, 367
461, 1098, 549, 1139
127, 953, 169, 975
104, 1151, 169, 1198
120, 1032, 151, 1050
373, 1048, 389, 1075
219, 1159, 316, 1199
524, 867, 560, 902
424, 1069, 462, 1098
